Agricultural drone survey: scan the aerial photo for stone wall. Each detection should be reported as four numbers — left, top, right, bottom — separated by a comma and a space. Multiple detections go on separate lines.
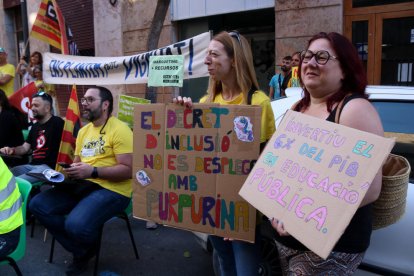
122, 0, 174, 104
275, 0, 343, 66
93, 0, 174, 107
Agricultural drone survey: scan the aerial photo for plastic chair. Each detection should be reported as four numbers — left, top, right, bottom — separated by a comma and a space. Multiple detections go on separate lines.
29, 181, 46, 238
22, 129, 29, 141
49, 199, 139, 276
0, 177, 32, 276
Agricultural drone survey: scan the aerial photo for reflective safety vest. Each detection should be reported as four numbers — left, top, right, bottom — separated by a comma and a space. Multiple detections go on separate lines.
0, 157, 23, 234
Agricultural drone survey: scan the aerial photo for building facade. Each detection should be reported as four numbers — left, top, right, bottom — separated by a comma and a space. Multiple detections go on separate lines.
1, 0, 413, 114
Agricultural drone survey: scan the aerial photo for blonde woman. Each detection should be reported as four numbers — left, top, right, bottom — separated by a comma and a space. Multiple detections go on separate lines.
174, 31, 275, 276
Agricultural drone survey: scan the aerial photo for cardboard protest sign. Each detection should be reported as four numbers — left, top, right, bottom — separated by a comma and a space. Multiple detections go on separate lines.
118, 95, 150, 129
239, 110, 395, 258
43, 32, 210, 85
148, 55, 184, 87
132, 103, 262, 241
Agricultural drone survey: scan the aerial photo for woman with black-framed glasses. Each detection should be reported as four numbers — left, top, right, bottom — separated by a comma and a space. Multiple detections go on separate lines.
271, 32, 384, 275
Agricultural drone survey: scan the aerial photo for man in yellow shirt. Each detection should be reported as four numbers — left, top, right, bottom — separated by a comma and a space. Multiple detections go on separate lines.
0, 48, 15, 97
29, 86, 133, 275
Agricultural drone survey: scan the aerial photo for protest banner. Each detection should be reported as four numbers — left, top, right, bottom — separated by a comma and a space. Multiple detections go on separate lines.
148, 55, 184, 87
118, 95, 150, 129
43, 32, 210, 85
132, 103, 262, 241
239, 110, 395, 258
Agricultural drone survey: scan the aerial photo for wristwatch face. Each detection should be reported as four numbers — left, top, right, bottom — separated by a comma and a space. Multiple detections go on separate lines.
92, 167, 98, 178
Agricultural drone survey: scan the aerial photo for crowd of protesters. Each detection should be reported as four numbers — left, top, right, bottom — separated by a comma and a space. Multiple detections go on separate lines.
0, 29, 385, 276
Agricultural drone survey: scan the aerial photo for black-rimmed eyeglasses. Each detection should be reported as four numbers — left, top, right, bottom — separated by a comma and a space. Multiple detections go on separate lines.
80, 97, 100, 105
300, 50, 338, 65
228, 31, 242, 45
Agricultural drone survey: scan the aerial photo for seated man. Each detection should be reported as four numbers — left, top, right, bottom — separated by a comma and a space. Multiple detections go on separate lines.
29, 86, 132, 275
0, 157, 23, 259
0, 91, 64, 183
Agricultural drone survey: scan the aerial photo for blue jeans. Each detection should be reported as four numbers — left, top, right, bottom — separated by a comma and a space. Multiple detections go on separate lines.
10, 164, 51, 184
29, 182, 130, 257
209, 226, 261, 276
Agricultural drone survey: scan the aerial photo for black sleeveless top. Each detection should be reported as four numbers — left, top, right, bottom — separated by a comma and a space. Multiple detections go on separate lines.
274, 94, 373, 253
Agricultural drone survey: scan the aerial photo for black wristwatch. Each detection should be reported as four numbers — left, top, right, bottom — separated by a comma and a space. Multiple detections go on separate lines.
91, 167, 99, 178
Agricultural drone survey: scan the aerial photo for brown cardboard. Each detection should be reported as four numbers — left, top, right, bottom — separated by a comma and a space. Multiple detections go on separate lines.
239, 110, 395, 258
133, 103, 262, 242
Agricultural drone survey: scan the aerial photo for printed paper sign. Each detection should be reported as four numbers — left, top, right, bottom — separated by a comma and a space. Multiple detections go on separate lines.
239, 110, 395, 258
118, 95, 150, 129
132, 103, 262, 242
43, 32, 210, 85
148, 55, 184, 87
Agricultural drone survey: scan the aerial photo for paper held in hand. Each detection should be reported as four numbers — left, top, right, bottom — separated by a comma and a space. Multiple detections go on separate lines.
239, 110, 395, 259
27, 169, 65, 183
43, 169, 65, 182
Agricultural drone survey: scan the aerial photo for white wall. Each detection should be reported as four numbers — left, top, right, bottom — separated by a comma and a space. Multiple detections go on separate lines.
171, 0, 274, 21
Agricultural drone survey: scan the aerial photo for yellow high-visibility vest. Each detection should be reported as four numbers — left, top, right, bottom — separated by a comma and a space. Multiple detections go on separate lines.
0, 157, 23, 234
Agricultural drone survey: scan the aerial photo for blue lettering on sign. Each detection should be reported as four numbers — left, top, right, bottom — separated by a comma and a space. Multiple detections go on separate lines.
49, 60, 64, 77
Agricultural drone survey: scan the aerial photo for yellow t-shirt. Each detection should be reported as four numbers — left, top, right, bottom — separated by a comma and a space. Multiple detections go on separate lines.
0, 63, 16, 97
288, 66, 300, 88
200, 90, 276, 224
200, 90, 275, 143
35, 80, 55, 96
75, 116, 133, 197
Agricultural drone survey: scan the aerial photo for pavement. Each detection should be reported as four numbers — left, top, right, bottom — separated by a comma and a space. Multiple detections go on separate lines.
0, 214, 381, 276
1, 218, 215, 276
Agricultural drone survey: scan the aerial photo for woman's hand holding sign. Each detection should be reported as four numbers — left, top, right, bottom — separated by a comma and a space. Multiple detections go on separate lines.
172, 96, 193, 108
270, 217, 289, 236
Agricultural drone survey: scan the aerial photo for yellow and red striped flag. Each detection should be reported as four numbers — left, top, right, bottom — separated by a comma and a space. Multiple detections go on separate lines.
31, 0, 69, 54
55, 85, 81, 169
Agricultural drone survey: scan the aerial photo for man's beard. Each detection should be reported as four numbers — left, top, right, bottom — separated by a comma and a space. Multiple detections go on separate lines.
281, 65, 289, 72
33, 112, 44, 120
83, 106, 102, 122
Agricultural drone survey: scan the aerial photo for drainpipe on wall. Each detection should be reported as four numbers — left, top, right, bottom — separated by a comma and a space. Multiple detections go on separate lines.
20, 0, 30, 57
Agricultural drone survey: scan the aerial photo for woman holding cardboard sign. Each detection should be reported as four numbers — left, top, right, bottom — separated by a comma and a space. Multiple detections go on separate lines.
174, 31, 275, 276
271, 32, 384, 275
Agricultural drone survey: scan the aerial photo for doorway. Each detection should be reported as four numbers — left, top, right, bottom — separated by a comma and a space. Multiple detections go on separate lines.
344, 1, 414, 86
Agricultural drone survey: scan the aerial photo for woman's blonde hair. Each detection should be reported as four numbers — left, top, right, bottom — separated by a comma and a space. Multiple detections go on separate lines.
204, 31, 259, 103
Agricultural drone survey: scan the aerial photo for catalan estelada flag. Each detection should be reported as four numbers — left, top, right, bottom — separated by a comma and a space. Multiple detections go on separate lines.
31, 0, 69, 54
55, 85, 81, 169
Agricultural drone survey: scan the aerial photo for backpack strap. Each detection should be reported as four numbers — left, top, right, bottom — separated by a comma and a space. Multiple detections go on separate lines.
247, 86, 255, 105
280, 71, 292, 97
278, 74, 282, 97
